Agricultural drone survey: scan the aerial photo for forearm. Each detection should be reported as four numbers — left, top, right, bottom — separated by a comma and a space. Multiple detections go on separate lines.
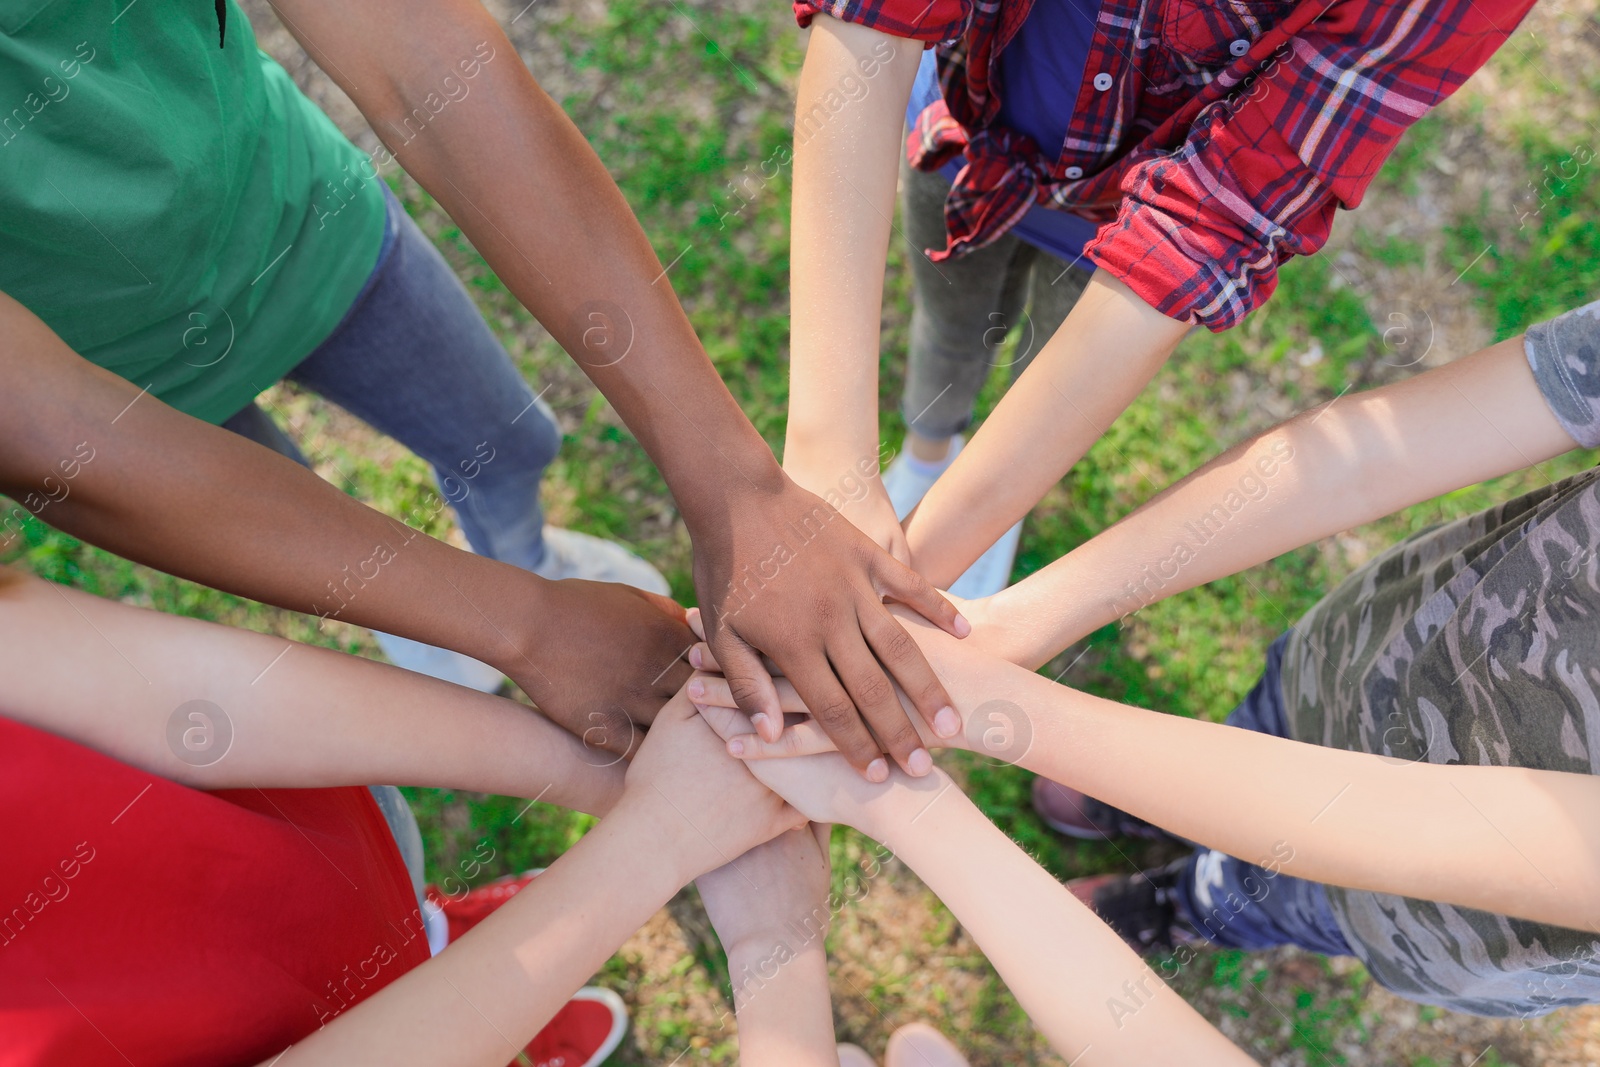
292, 0, 785, 526
725, 939, 837, 1067
0, 296, 556, 678
271, 797, 685, 1066
864, 782, 1246, 1065
905, 272, 1189, 587
985, 336, 1578, 665
783, 16, 919, 483
973, 660, 1600, 931
0, 569, 621, 814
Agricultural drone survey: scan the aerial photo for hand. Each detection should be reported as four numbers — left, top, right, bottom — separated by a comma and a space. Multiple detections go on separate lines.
686, 604, 1027, 763
622, 689, 806, 883
786, 455, 913, 564
690, 691, 953, 839
689, 490, 971, 783
696, 824, 832, 959
509, 581, 694, 757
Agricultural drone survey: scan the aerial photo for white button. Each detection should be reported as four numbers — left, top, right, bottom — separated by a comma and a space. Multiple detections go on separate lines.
1093, 72, 1114, 91
1229, 38, 1250, 56
1064, 166, 1084, 179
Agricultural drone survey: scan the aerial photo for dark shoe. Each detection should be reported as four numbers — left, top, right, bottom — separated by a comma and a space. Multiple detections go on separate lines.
1068, 859, 1200, 953
1031, 777, 1173, 841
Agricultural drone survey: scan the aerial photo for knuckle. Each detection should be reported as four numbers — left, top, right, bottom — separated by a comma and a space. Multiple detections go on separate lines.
851, 673, 895, 709
727, 677, 765, 707
815, 697, 858, 728
874, 625, 918, 664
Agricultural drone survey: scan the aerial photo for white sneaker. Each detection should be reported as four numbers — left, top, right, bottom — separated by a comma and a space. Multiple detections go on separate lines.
372, 631, 507, 693
947, 518, 1023, 600
531, 525, 670, 596
882, 436, 965, 520
882, 435, 1021, 599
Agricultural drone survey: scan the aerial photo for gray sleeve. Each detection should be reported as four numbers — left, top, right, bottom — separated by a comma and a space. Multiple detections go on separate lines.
1525, 298, 1600, 448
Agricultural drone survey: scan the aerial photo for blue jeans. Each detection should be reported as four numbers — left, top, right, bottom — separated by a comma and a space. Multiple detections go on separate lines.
223, 184, 562, 571
1173, 635, 1356, 958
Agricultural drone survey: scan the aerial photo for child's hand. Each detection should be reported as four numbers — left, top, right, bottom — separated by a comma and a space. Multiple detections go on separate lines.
684, 605, 1036, 766
689, 690, 954, 837
695, 824, 832, 960
621, 690, 806, 884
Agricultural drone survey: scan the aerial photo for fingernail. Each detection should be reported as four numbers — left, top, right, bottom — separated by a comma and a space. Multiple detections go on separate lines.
689, 647, 703, 668
687, 679, 705, 700
728, 739, 745, 757
907, 747, 932, 776
751, 712, 770, 737
934, 706, 960, 738
867, 758, 889, 783
954, 613, 973, 638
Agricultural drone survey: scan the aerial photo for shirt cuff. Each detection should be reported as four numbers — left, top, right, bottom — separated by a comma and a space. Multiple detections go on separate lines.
793, 0, 969, 43
1525, 299, 1600, 448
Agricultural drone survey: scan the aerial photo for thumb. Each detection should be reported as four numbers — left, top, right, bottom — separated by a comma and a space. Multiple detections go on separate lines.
872, 555, 971, 639
710, 628, 785, 742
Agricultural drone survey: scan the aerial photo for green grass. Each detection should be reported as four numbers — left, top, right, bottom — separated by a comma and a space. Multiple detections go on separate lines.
7, 1, 1599, 1062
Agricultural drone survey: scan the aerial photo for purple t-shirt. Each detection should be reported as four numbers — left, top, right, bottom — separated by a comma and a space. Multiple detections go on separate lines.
906, 0, 1101, 263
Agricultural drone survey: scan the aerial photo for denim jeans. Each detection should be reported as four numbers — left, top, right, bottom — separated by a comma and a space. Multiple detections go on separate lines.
899, 159, 1093, 439
222, 183, 562, 572
1173, 634, 1356, 958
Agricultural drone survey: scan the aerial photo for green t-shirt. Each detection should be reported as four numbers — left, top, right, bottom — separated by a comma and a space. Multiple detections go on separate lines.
0, 0, 385, 424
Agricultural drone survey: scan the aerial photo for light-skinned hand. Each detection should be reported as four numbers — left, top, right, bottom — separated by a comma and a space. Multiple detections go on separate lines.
620, 689, 806, 884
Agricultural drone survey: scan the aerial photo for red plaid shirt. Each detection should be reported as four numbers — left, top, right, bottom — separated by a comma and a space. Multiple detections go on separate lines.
794, 0, 1534, 329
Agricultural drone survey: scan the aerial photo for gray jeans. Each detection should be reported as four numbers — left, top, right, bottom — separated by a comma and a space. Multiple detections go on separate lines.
900, 159, 1094, 438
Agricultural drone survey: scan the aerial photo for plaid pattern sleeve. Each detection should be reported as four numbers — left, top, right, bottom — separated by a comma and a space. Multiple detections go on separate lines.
792, 0, 972, 43
1086, 0, 1536, 330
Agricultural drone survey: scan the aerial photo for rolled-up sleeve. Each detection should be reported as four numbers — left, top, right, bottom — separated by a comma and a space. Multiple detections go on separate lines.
1526, 299, 1600, 448
793, 0, 970, 43
1085, 0, 1536, 331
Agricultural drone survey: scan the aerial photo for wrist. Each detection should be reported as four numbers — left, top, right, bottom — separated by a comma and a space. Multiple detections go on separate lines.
674, 449, 788, 534
607, 786, 717, 889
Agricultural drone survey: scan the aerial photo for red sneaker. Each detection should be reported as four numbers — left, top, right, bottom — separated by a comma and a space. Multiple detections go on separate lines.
517, 986, 628, 1067
426, 869, 544, 944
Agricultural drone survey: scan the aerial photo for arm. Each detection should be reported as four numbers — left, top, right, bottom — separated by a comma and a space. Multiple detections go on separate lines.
974, 334, 1578, 667
689, 623, 1600, 934
905, 273, 1188, 587
0, 566, 620, 814
692, 704, 1250, 1066
0, 292, 689, 747
783, 14, 923, 558
265, 0, 968, 780
696, 827, 839, 1067
905, 0, 1537, 586
262, 693, 804, 1067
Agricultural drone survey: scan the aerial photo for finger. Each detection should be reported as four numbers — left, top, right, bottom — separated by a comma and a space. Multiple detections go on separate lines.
689, 641, 721, 673
689, 641, 784, 678
827, 632, 933, 778
685, 606, 706, 641
687, 673, 807, 715
861, 607, 961, 743
709, 630, 784, 741
687, 684, 756, 741
872, 555, 972, 639
779, 655, 887, 780
721, 721, 839, 759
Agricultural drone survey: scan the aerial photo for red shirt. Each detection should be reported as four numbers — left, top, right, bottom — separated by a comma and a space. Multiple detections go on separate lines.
0, 717, 429, 1067
795, 0, 1534, 329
